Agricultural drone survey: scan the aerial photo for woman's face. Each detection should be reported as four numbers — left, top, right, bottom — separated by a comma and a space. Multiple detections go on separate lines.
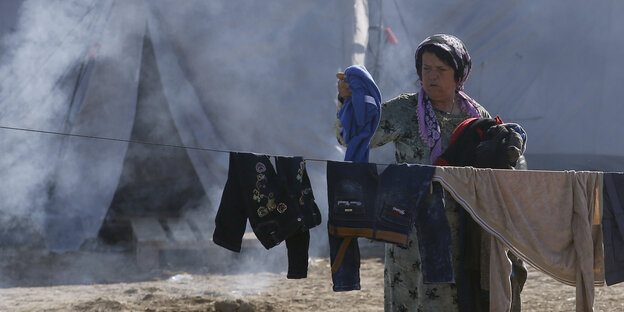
421, 52, 457, 102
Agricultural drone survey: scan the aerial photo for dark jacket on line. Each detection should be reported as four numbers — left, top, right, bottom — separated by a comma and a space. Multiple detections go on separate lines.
213, 152, 322, 278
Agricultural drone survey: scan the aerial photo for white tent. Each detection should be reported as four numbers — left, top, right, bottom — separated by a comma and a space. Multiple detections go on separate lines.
0, 0, 359, 252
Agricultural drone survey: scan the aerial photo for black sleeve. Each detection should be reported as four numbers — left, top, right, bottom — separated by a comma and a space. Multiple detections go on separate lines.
212, 153, 248, 252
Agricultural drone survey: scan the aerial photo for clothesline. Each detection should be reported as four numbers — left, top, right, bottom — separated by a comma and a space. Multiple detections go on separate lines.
0, 124, 400, 166
0, 124, 616, 173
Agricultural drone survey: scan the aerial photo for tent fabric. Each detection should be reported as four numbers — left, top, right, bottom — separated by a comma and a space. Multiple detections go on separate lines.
44, 0, 146, 251
0, 0, 359, 251
371, 0, 624, 171
0, 0, 114, 248
146, 3, 229, 196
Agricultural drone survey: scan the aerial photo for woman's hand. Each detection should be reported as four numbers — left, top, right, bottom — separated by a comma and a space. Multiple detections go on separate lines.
336, 72, 352, 99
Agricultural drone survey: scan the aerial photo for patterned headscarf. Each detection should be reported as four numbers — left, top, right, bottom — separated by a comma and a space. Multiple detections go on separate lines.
414, 34, 482, 164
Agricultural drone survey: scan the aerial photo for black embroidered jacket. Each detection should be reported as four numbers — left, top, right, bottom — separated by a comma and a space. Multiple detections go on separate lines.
213, 152, 321, 251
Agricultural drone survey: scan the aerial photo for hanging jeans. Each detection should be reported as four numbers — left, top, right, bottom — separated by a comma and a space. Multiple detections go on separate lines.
327, 161, 454, 291
603, 172, 624, 286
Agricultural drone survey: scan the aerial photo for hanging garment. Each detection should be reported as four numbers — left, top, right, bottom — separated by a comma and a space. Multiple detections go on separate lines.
213, 152, 321, 279
338, 64, 381, 162
327, 160, 454, 291
602, 172, 624, 286
327, 161, 375, 292
433, 116, 529, 312
433, 166, 604, 312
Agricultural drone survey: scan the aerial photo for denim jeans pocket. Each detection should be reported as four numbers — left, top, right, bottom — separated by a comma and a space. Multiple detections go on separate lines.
378, 191, 412, 228
332, 180, 367, 222
333, 199, 367, 221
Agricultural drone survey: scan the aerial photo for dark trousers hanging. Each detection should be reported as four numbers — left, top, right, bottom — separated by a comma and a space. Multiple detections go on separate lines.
327, 161, 454, 291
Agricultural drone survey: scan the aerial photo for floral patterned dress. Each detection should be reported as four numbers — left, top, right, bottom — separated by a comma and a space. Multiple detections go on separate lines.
336, 93, 490, 312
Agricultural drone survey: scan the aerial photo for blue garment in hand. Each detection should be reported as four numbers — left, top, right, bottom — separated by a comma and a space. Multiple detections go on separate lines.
338, 65, 381, 162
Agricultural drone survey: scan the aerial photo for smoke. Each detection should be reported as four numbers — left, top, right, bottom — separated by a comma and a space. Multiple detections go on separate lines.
144, 0, 350, 270
146, 1, 345, 159
0, 0, 113, 248
0, 0, 363, 288
142, 1, 350, 276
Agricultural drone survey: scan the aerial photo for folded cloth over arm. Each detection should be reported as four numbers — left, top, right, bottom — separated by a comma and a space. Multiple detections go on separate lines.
433, 166, 604, 312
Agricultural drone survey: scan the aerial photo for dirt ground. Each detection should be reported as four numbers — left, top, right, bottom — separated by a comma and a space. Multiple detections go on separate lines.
1, 249, 623, 312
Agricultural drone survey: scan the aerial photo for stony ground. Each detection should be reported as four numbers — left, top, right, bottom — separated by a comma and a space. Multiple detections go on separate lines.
1, 251, 623, 312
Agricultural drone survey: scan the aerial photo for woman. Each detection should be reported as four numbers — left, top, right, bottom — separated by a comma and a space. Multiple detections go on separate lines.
336, 34, 490, 311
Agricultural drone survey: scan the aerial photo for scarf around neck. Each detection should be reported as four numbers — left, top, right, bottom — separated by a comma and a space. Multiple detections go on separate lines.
417, 89, 481, 164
